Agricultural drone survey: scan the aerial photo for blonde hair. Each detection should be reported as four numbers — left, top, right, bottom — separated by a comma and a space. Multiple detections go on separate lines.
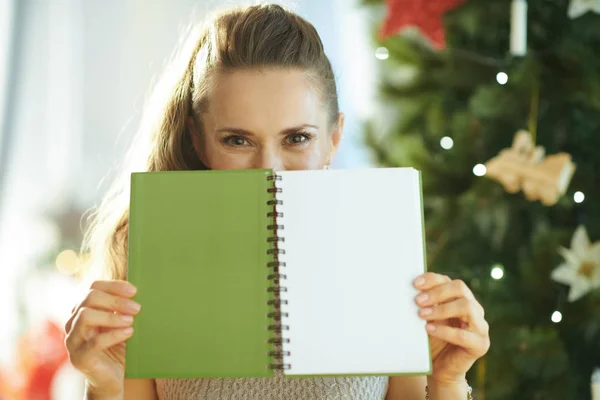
82, 4, 339, 280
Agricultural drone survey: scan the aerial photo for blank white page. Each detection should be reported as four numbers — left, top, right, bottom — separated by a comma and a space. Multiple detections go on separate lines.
277, 168, 430, 376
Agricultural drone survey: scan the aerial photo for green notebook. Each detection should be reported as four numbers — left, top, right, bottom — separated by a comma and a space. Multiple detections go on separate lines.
125, 168, 431, 379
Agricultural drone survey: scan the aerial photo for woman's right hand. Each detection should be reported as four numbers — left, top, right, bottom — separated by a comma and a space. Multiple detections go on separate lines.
65, 280, 141, 399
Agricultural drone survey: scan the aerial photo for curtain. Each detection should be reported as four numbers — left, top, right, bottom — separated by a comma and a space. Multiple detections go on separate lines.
0, 0, 17, 193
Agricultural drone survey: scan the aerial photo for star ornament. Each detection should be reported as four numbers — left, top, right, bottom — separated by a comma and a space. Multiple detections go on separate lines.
569, 0, 600, 19
379, 0, 466, 49
551, 226, 600, 302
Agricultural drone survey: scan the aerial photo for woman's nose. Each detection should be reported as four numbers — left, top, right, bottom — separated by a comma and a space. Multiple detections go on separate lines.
253, 148, 284, 171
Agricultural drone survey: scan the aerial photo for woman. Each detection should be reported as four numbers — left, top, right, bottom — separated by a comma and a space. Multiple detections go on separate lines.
64, 4, 489, 399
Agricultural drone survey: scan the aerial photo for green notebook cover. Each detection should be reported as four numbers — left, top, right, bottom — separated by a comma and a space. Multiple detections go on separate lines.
125, 169, 276, 378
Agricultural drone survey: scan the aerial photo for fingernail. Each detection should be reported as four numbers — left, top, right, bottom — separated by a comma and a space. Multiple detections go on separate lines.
122, 327, 134, 336
415, 293, 429, 305
120, 314, 134, 323
420, 307, 433, 316
124, 283, 137, 295
414, 277, 426, 288
126, 301, 141, 313
426, 323, 436, 332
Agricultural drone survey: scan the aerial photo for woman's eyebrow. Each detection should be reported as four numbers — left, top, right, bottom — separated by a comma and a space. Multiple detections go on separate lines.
279, 124, 319, 135
215, 127, 254, 136
216, 124, 319, 136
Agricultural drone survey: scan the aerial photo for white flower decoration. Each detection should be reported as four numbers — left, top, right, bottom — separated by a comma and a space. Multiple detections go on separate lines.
551, 225, 600, 302
569, 0, 600, 19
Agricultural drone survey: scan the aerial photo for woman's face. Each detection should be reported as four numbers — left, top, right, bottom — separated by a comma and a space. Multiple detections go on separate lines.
190, 68, 343, 171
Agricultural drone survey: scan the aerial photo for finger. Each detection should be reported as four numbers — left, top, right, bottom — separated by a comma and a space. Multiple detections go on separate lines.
413, 272, 451, 290
66, 307, 135, 352
426, 323, 490, 358
83, 327, 134, 353
65, 279, 137, 333
80, 289, 141, 315
419, 298, 488, 334
69, 328, 134, 370
419, 298, 484, 320
65, 288, 141, 333
90, 280, 137, 297
415, 279, 475, 307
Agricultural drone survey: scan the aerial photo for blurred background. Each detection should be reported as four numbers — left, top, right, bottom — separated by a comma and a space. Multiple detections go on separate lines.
1, 0, 600, 399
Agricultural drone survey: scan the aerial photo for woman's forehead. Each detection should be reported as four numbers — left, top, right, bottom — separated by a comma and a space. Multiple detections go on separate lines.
205, 69, 327, 132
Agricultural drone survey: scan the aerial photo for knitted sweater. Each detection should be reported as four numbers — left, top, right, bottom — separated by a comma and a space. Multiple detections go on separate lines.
156, 373, 388, 400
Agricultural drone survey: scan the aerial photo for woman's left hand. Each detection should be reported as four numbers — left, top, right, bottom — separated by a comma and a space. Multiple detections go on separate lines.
414, 272, 490, 384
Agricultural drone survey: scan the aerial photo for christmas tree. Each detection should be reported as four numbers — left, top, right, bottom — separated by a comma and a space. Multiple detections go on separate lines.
363, 0, 600, 398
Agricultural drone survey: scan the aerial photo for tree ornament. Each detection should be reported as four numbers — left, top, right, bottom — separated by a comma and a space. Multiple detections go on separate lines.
379, 0, 466, 49
510, 0, 528, 56
568, 0, 600, 19
484, 130, 576, 206
551, 226, 600, 302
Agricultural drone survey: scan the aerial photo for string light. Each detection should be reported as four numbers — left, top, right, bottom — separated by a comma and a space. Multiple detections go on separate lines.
473, 164, 487, 176
574, 191, 585, 203
375, 47, 389, 60
551, 311, 562, 323
55, 249, 80, 275
496, 72, 508, 85
440, 136, 454, 150
491, 265, 504, 280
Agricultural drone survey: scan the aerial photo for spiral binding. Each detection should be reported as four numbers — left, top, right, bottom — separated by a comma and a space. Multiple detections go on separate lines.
266, 173, 291, 371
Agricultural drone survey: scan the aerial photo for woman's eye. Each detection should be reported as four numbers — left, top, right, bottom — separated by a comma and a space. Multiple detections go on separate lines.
286, 133, 314, 145
223, 136, 250, 147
